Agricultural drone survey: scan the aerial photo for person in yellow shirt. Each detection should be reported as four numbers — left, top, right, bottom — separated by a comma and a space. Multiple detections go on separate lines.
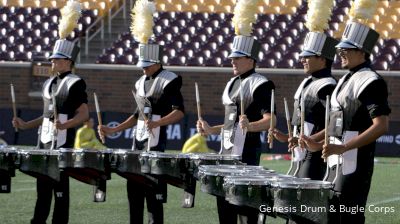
74, 118, 105, 150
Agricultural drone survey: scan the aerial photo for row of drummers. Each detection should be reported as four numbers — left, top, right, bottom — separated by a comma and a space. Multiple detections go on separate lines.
0, 147, 333, 223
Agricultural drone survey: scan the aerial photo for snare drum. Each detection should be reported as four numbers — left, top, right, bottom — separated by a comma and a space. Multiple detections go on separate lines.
0, 147, 18, 193
112, 149, 160, 187
18, 149, 60, 182
111, 149, 142, 175
58, 148, 112, 185
197, 165, 266, 197
223, 173, 279, 209
147, 152, 191, 179
271, 179, 333, 224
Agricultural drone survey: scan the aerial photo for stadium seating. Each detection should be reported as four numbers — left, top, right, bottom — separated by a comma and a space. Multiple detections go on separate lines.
0, 4, 98, 61
2, 0, 400, 70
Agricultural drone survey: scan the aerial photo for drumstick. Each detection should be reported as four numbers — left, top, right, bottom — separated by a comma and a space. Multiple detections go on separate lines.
268, 89, 275, 149
195, 82, 202, 120
10, 84, 18, 132
131, 89, 154, 137
284, 98, 292, 138
298, 94, 305, 149
239, 78, 246, 135
284, 97, 294, 175
147, 134, 151, 152
323, 95, 330, 163
50, 89, 58, 150
94, 92, 105, 144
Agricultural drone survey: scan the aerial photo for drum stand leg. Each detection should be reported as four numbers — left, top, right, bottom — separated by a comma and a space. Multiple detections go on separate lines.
181, 176, 196, 208
0, 172, 12, 193
93, 179, 107, 202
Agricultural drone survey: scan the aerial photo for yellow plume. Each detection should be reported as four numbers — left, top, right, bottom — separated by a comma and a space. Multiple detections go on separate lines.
305, 0, 334, 32
349, 0, 377, 24
232, 0, 260, 36
182, 133, 209, 153
130, 0, 156, 44
58, 0, 81, 39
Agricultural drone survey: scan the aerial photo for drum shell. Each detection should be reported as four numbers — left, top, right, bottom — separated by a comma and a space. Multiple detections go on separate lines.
271, 181, 332, 224
148, 153, 190, 178
198, 172, 227, 197
112, 150, 141, 174
197, 165, 265, 197
223, 175, 280, 209
19, 150, 60, 182
58, 149, 111, 185
58, 149, 110, 173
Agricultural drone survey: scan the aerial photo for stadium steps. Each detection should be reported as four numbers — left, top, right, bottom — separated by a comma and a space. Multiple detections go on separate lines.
80, 1, 130, 63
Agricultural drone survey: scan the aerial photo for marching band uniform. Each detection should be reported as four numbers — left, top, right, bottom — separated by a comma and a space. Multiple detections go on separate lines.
128, 44, 185, 224
195, 2, 276, 222
96, 2, 185, 223
326, 21, 391, 223
216, 36, 274, 224
33, 53, 87, 224
17, 2, 89, 223
290, 32, 338, 180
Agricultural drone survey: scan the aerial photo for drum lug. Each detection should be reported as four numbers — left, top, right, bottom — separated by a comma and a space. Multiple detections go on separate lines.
216, 176, 222, 187
231, 185, 236, 195
297, 188, 302, 200
329, 190, 335, 199
320, 189, 324, 199
200, 175, 208, 185
274, 188, 281, 199
248, 185, 253, 198
171, 158, 176, 167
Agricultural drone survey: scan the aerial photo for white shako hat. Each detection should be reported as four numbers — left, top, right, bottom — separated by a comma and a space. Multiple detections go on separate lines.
130, 0, 162, 68
228, 0, 260, 61
48, 0, 81, 62
335, 0, 379, 54
299, 0, 338, 61
300, 32, 339, 61
336, 21, 379, 54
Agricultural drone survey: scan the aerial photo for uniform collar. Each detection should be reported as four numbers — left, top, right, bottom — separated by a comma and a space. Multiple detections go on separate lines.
349, 61, 371, 75
311, 68, 331, 79
237, 68, 255, 80
146, 66, 164, 80
57, 71, 71, 79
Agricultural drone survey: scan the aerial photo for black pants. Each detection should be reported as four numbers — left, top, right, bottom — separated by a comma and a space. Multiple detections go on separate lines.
327, 164, 373, 224
296, 150, 326, 180
217, 196, 262, 224
31, 172, 70, 224
127, 179, 166, 224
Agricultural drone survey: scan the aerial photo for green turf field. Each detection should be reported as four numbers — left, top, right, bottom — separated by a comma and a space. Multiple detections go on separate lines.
0, 154, 399, 224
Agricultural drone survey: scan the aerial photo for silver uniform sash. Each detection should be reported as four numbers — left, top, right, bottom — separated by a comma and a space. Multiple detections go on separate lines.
221, 73, 268, 156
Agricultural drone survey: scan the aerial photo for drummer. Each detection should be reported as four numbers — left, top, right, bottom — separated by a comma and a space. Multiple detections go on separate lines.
196, 11, 275, 224
301, 6, 391, 224
12, 1, 89, 223
98, 2, 184, 223
271, 1, 338, 180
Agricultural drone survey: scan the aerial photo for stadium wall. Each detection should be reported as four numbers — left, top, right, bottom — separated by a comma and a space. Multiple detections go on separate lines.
1, 62, 399, 120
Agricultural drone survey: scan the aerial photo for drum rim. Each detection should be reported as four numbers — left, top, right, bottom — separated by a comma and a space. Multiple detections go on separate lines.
271, 180, 333, 189
189, 153, 241, 160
